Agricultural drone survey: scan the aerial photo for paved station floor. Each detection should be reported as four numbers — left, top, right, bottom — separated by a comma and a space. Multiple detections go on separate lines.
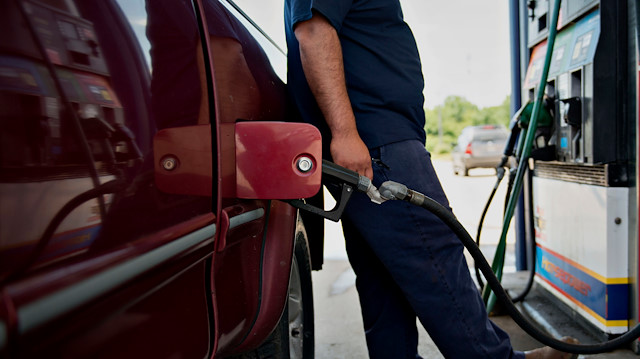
313, 260, 637, 358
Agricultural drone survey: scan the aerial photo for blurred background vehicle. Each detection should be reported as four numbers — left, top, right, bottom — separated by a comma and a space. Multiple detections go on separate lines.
451, 124, 509, 176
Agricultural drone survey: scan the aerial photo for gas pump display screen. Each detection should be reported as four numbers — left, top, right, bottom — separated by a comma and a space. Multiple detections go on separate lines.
567, 10, 600, 69
571, 31, 594, 66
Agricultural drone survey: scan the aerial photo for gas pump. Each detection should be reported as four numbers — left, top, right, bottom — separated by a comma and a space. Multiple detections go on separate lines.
521, 0, 637, 337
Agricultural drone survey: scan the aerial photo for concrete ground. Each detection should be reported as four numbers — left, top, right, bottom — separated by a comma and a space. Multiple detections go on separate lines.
312, 160, 638, 358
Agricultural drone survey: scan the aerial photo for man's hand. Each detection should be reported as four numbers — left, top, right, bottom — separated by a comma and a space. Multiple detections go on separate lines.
331, 131, 373, 180
294, 12, 373, 180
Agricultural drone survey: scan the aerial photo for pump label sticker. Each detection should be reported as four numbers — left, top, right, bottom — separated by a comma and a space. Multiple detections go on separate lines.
536, 244, 629, 325
540, 257, 591, 296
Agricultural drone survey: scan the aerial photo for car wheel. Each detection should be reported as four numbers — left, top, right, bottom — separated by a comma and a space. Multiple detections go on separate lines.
288, 233, 314, 358
230, 233, 314, 359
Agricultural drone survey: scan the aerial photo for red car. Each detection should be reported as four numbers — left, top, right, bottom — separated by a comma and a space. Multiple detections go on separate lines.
0, 0, 323, 357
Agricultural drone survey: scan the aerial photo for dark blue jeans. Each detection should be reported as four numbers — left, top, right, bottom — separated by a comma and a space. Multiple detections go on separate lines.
339, 140, 524, 359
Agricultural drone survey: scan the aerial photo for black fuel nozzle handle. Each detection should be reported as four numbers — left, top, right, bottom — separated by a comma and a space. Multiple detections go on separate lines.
494, 105, 528, 180
321, 160, 371, 193
287, 160, 374, 222
503, 105, 525, 158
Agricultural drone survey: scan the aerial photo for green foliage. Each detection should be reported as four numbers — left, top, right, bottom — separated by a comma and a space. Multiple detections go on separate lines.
425, 95, 511, 154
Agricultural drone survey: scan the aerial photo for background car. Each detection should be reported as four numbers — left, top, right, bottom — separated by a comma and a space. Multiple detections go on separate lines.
452, 124, 509, 176
0, 0, 319, 357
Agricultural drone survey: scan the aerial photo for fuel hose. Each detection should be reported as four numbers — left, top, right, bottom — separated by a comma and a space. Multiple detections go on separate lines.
295, 159, 640, 353
375, 180, 640, 355
474, 162, 536, 305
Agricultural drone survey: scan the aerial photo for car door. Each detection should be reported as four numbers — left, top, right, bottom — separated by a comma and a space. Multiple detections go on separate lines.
0, 1, 215, 357
196, 1, 301, 355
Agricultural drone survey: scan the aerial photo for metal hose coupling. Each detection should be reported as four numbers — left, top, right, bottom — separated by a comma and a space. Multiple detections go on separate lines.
358, 176, 387, 204
379, 181, 426, 206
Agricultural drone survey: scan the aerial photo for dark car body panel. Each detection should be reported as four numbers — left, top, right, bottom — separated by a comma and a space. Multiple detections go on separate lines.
0, 0, 311, 357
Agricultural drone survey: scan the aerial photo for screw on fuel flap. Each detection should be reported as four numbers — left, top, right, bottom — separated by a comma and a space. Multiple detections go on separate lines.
296, 156, 314, 173
161, 156, 179, 171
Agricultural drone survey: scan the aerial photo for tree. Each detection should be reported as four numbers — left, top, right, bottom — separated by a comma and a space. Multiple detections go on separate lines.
477, 96, 511, 127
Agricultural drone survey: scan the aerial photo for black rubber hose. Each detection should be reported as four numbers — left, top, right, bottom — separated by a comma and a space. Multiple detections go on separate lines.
405, 188, 640, 354
474, 174, 500, 289
508, 167, 537, 303
474, 165, 536, 304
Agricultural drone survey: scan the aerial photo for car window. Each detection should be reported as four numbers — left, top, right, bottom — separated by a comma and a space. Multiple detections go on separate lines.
229, 0, 285, 50
0, 0, 213, 277
115, 0, 151, 68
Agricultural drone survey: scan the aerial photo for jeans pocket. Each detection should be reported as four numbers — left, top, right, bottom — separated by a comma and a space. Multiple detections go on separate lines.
370, 146, 391, 184
372, 158, 390, 170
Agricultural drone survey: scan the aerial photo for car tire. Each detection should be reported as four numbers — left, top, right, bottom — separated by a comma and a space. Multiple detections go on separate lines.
230, 233, 314, 359
463, 166, 469, 176
288, 233, 315, 358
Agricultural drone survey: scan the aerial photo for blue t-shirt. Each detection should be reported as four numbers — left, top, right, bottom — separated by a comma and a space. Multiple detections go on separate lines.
285, 0, 427, 151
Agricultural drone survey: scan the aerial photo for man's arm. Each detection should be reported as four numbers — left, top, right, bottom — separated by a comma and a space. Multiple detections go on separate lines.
294, 12, 373, 180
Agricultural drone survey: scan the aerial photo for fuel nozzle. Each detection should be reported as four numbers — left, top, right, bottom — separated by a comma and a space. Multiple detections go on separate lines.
321, 160, 371, 193
288, 160, 386, 221
504, 105, 526, 159
321, 160, 386, 204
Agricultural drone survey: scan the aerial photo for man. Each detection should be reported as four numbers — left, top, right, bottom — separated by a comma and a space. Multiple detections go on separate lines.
285, 1, 576, 358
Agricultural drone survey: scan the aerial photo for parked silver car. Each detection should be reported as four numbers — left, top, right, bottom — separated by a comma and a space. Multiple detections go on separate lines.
452, 125, 509, 176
